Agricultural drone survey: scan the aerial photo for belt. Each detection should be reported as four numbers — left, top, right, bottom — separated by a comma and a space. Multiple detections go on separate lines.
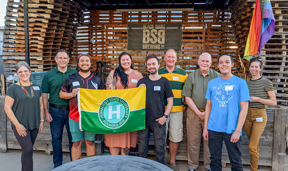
49, 104, 69, 110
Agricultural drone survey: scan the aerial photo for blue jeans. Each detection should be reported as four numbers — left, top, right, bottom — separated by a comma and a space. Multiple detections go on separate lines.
138, 121, 166, 164
208, 130, 243, 171
49, 105, 72, 168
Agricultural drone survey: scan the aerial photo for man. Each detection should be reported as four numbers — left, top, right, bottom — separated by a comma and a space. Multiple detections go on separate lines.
137, 54, 174, 164
158, 49, 187, 169
60, 54, 105, 161
182, 53, 220, 171
41, 49, 77, 168
203, 55, 250, 171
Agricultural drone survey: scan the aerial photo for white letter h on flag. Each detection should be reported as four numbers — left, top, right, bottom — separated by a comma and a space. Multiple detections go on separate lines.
108, 105, 121, 119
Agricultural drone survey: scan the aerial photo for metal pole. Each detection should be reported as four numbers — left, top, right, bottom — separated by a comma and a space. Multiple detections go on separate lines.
24, 0, 30, 65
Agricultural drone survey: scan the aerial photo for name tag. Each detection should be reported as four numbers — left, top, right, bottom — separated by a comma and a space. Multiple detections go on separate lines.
173, 76, 179, 81
225, 85, 234, 91
131, 79, 138, 83
256, 117, 263, 122
33, 86, 40, 90
154, 86, 161, 91
72, 81, 80, 87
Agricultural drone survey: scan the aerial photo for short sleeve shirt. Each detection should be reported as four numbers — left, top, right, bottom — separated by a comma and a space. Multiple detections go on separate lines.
6, 84, 42, 129
61, 72, 105, 122
137, 77, 174, 124
247, 77, 274, 109
41, 67, 77, 106
159, 66, 188, 112
205, 76, 250, 135
182, 69, 220, 110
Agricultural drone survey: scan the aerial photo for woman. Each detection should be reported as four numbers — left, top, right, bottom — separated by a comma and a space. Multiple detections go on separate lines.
105, 52, 143, 155
244, 57, 277, 171
60, 54, 105, 161
4, 61, 44, 171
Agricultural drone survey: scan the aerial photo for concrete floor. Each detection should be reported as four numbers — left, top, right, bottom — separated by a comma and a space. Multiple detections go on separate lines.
0, 150, 273, 171
0, 149, 70, 171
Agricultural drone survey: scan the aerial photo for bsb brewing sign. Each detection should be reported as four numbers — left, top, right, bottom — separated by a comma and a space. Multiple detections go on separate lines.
128, 23, 182, 51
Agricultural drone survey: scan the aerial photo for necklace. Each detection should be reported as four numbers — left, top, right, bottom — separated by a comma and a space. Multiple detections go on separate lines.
19, 81, 34, 98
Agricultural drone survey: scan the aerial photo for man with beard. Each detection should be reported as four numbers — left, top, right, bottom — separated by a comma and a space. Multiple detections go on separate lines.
41, 49, 77, 167
137, 54, 174, 164
59, 54, 105, 161
203, 55, 249, 171
182, 53, 219, 171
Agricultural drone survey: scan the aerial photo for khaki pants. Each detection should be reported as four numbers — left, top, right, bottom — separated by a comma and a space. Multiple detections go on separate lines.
186, 108, 210, 170
244, 108, 267, 171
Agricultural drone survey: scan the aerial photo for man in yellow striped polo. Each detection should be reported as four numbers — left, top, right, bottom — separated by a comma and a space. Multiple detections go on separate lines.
159, 49, 188, 169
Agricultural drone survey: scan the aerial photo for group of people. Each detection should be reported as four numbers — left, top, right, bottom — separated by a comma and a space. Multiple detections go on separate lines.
4, 48, 276, 171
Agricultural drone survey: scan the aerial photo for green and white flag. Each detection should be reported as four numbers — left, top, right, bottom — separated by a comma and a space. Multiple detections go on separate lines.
78, 87, 146, 134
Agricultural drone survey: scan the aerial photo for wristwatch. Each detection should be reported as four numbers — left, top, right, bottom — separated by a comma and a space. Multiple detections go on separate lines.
164, 114, 169, 118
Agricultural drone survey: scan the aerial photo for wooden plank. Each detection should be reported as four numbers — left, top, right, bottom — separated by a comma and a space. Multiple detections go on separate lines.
0, 96, 7, 152
272, 108, 288, 171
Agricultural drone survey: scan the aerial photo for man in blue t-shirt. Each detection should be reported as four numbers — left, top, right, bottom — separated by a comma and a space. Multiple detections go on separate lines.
203, 55, 250, 171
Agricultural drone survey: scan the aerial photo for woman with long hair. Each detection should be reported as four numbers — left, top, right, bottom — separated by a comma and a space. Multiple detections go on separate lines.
244, 57, 277, 171
105, 52, 143, 155
4, 61, 44, 171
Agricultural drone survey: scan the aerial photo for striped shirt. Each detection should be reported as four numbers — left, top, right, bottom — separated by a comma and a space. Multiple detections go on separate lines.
159, 66, 188, 112
247, 77, 274, 109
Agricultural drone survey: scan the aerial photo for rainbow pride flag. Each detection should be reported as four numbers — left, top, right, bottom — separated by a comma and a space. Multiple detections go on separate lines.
259, 0, 275, 54
244, 0, 275, 60
244, 0, 262, 60
78, 87, 146, 134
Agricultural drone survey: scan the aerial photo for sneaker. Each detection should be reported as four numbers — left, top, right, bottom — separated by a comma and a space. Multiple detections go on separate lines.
169, 162, 177, 171
188, 169, 196, 171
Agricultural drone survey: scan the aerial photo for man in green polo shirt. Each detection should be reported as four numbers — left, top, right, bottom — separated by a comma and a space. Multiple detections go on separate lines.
159, 49, 188, 169
41, 49, 77, 168
182, 52, 220, 171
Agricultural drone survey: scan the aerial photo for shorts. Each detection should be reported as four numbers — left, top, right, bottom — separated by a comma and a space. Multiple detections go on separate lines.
69, 119, 96, 142
166, 111, 183, 142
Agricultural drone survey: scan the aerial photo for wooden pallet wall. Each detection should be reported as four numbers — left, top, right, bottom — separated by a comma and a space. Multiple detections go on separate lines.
71, 10, 242, 76
230, 0, 288, 106
3, 0, 83, 75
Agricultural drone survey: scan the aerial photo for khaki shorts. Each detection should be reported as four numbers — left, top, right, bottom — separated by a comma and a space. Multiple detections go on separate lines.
166, 111, 183, 143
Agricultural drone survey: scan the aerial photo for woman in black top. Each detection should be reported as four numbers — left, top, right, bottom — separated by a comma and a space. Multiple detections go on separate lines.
4, 61, 44, 171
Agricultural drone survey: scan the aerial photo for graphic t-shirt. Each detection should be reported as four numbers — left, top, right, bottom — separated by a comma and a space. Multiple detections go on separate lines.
137, 76, 174, 124
61, 72, 105, 122
205, 76, 250, 134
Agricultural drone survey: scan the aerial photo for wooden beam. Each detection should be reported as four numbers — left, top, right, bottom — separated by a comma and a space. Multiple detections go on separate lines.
272, 108, 288, 171
0, 96, 7, 153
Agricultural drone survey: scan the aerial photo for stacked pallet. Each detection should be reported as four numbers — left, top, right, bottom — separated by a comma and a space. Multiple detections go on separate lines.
42, 0, 82, 70
3, 0, 82, 75
230, 0, 254, 79
230, 0, 253, 56
230, 0, 288, 105
75, 9, 240, 78
3, 0, 54, 75
261, 1, 288, 105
